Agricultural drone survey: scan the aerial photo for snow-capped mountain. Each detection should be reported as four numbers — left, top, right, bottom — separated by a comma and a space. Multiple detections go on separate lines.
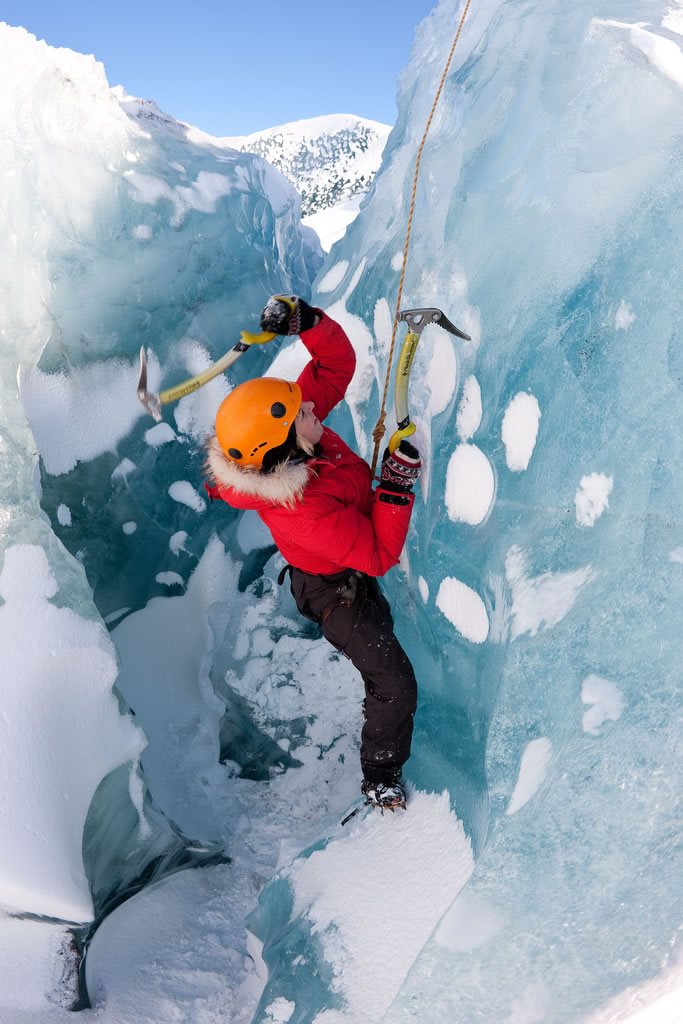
222, 113, 391, 217
222, 113, 391, 249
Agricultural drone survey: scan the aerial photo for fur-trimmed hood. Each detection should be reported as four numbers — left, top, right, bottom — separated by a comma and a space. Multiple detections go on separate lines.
205, 434, 314, 510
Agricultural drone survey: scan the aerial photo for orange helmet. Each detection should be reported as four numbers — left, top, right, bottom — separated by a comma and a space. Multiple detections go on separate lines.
215, 377, 302, 469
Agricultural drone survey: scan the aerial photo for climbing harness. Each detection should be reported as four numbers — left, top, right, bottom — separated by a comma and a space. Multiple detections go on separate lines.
370, 0, 473, 473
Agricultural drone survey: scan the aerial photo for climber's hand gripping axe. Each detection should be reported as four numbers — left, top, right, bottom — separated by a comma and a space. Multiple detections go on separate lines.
388, 307, 471, 454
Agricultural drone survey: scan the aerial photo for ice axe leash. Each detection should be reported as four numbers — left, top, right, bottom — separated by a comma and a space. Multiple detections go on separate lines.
385, 308, 471, 457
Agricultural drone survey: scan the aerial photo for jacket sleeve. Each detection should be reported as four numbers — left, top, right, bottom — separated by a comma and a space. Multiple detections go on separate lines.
296, 313, 356, 422
285, 489, 414, 577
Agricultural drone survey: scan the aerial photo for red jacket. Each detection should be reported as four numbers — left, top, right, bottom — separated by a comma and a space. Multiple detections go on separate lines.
205, 313, 414, 576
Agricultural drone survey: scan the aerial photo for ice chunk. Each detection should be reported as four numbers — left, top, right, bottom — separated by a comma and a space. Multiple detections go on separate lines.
122, 521, 137, 535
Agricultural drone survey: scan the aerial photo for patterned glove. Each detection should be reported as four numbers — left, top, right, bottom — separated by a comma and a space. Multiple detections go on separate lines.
260, 295, 317, 336
380, 440, 422, 493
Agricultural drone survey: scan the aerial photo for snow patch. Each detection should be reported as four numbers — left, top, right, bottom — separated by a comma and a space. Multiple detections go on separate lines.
391, 251, 403, 271
57, 503, 71, 527
505, 546, 595, 639
373, 297, 393, 356
501, 392, 541, 471
434, 891, 503, 952
20, 356, 158, 476
132, 224, 151, 240
145, 422, 177, 447
169, 531, 188, 556
168, 481, 206, 513
575, 472, 614, 526
418, 576, 429, 603
264, 998, 296, 1022
456, 375, 482, 439
581, 674, 624, 735
445, 443, 495, 525
506, 738, 552, 815
317, 261, 349, 293
615, 299, 636, 329
111, 458, 137, 480
668, 547, 683, 564
155, 571, 184, 588
122, 521, 137, 535
288, 791, 474, 1022
436, 577, 489, 643
664, 10, 683, 37
126, 169, 233, 228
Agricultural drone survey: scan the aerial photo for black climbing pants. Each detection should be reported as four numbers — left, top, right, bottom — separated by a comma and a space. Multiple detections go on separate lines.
288, 567, 418, 785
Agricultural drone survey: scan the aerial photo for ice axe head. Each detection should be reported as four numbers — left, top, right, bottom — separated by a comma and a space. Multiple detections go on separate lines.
137, 347, 162, 421
398, 307, 471, 341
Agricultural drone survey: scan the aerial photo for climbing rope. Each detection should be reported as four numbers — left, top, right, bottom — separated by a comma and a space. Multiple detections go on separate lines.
371, 0, 473, 475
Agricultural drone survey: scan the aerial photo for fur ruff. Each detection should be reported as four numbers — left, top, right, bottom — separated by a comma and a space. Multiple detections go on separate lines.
205, 434, 313, 508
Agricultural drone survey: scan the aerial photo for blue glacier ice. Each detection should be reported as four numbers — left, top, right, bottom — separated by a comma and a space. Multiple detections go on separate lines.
246, 0, 682, 1020
0, 1, 681, 1021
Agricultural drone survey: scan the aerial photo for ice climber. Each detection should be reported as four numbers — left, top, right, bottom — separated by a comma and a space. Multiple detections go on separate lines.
205, 296, 421, 810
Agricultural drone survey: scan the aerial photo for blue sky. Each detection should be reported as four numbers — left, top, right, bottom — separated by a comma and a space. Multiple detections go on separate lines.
5, 1, 437, 135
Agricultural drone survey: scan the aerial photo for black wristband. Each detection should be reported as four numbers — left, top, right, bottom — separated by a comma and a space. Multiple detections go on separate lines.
378, 491, 410, 506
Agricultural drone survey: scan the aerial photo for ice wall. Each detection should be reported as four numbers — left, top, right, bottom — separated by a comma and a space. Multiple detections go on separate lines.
0, 17, 321, 1002
249, 0, 682, 1020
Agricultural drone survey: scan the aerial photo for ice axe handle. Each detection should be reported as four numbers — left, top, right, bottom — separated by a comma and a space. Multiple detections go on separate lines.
388, 422, 416, 454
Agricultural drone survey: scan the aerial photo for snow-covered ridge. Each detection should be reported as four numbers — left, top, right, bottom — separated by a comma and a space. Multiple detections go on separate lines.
217, 113, 391, 217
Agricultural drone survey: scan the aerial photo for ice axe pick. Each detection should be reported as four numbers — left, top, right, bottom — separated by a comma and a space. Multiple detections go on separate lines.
388, 307, 471, 454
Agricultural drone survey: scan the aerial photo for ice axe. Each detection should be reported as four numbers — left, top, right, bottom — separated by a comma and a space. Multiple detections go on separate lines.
136, 329, 277, 421
387, 307, 471, 454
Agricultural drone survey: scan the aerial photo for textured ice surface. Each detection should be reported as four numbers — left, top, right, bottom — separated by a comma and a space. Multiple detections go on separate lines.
1, 1, 682, 1021
0, 545, 144, 921
0, 17, 322, 1014
252, 0, 680, 1020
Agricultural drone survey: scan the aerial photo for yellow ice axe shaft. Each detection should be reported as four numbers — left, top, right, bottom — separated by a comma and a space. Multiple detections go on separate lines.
137, 330, 275, 422
387, 308, 472, 454
388, 329, 420, 454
